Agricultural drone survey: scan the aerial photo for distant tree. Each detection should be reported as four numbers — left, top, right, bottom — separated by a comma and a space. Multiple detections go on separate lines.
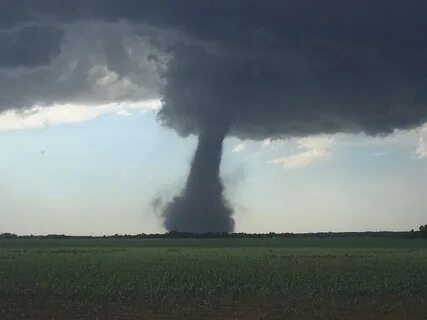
419, 225, 427, 238
409, 229, 417, 239
0, 233, 18, 239
46, 234, 68, 239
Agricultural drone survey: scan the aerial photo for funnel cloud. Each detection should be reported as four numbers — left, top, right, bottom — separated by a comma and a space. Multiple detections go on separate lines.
163, 123, 234, 232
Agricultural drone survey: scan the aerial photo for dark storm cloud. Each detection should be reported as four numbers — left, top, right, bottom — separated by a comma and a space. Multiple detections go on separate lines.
0, 22, 163, 112
2, 1, 427, 138
155, 1, 427, 139
0, 25, 63, 68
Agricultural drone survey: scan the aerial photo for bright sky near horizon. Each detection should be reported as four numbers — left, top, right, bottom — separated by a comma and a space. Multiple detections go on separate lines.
1, 104, 426, 235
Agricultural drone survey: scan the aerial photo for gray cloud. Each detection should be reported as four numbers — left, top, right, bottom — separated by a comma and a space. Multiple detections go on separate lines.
0, 22, 164, 112
0, 25, 63, 68
157, 3, 427, 139
2, 1, 426, 138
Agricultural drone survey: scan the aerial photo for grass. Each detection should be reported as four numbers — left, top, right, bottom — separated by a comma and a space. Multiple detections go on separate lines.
0, 237, 426, 319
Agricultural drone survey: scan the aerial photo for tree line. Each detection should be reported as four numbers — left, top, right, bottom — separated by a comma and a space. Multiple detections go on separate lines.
1, 225, 427, 239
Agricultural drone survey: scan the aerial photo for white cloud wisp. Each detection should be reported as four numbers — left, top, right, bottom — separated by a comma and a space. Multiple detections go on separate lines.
269, 136, 335, 169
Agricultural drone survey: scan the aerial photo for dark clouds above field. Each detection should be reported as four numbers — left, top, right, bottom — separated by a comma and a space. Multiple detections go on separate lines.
1, 0, 427, 139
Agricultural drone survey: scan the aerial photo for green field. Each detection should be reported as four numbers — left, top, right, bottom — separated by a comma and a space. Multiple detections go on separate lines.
0, 237, 426, 319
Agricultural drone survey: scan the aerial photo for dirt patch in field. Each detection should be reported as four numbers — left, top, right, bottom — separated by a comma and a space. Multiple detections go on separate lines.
0, 295, 425, 320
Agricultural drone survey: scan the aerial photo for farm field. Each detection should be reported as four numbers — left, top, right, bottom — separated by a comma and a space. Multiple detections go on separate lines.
0, 237, 426, 319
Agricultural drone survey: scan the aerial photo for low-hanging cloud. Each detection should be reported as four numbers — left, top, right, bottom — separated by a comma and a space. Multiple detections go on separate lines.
2, 1, 427, 137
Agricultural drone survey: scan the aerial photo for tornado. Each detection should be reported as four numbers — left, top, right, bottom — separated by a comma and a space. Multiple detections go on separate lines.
163, 125, 234, 233
3, 1, 427, 233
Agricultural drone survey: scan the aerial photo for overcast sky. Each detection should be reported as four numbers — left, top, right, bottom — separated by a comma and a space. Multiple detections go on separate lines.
1, 1, 427, 234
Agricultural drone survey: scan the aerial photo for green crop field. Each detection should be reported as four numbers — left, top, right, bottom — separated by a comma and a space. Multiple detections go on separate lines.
0, 237, 426, 319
